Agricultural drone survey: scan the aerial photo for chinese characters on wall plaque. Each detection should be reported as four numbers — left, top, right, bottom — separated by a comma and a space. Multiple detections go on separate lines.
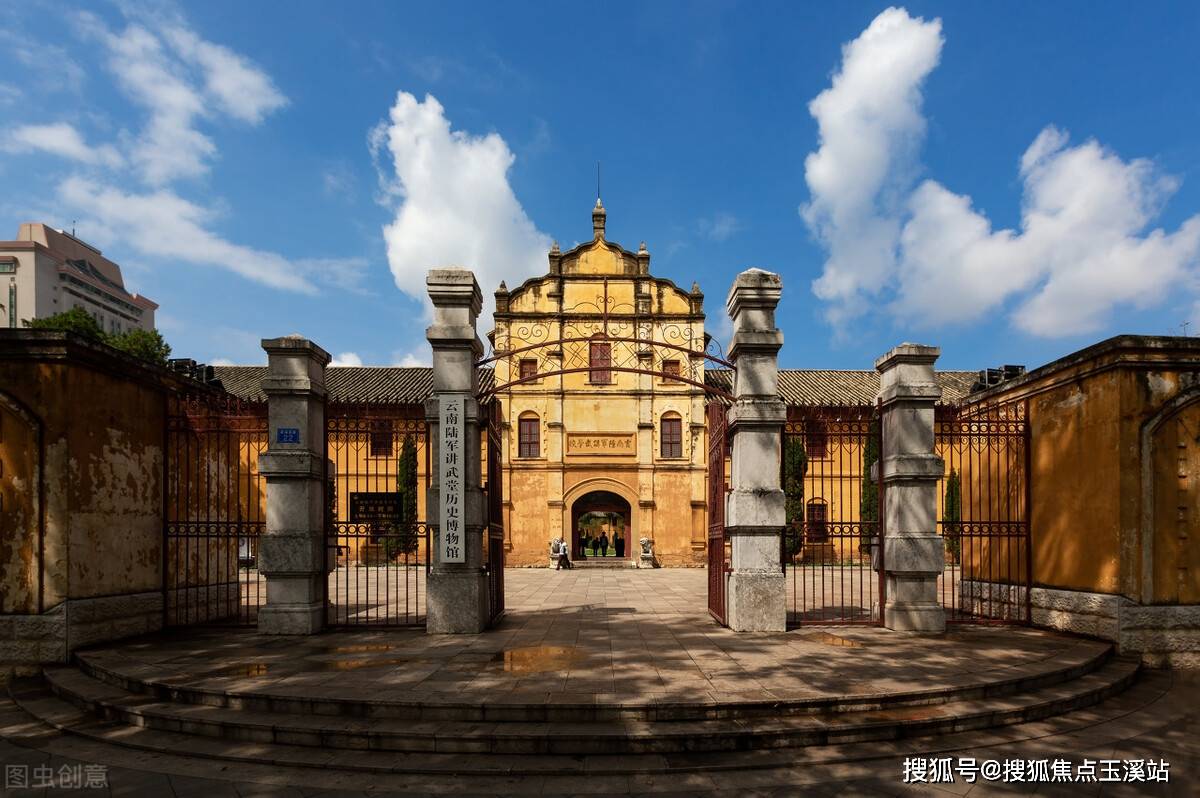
565, 432, 636, 455
438, 394, 465, 563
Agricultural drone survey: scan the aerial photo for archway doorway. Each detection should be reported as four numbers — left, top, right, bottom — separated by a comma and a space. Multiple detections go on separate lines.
570, 490, 632, 560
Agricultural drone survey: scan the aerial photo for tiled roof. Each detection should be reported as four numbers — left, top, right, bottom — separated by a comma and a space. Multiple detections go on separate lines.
214, 365, 975, 406
704, 369, 975, 406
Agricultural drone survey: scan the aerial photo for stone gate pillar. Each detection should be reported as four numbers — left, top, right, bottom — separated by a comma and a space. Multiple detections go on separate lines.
257, 335, 331, 635
725, 269, 787, 632
876, 343, 946, 632
425, 269, 489, 634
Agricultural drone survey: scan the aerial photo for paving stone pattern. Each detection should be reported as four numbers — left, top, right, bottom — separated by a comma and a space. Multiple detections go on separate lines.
0, 569, 1194, 795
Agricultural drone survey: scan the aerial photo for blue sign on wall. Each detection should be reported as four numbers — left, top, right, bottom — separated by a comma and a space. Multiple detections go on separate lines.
276, 427, 301, 444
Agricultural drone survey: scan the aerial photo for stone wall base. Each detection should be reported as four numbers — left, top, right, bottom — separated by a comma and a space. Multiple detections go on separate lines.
426, 570, 488, 634
963, 579, 1200, 668
258, 601, 324, 635
164, 584, 240, 627
727, 571, 786, 632
1, 591, 163, 675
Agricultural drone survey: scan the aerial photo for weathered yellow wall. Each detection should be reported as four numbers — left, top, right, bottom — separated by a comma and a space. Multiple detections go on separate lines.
969, 338, 1200, 603
0, 340, 165, 609
495, 222, 708, 567
1149, 399, 1200, 603
0, 393, 39, 613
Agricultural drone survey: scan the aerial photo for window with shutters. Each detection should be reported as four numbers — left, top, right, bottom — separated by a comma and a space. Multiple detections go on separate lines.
660, 413, 683, 458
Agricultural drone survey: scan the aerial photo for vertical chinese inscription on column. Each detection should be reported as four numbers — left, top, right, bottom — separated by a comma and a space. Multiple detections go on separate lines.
439, 394, 465, 564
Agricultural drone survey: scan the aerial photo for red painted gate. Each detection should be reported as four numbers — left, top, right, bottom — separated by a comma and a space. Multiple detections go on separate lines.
707, 402, 730, 624
483, 400, 505, 624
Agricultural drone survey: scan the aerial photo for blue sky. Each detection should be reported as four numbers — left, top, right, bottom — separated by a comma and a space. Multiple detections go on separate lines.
2, 1, 1199, 371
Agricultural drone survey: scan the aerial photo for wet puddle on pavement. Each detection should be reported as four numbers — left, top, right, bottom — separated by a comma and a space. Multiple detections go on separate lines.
322, 644, 395, 654
202, 663, 272, 678
798, 632, 865, 648
492, 645, 584, 673
308, 657, 409, 672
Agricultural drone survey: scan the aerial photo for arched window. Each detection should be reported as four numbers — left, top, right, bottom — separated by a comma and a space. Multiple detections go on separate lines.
805, 421, 828, 459
660, 412, 683, 458
518, 412, 540, 458
806, 499, 828, 543
589, 334, 611, 384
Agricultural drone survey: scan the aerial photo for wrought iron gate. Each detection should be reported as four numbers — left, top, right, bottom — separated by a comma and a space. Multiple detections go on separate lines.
935, 402, 1031, 624
783, 405, 885, 626
707, 402, 730, 625
164, 390, 267, 626
325, 405, 429, 627
484, 400, 505, 624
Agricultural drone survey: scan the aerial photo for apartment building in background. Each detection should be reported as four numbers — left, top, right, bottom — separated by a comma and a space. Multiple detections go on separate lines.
0, 223, 157, 333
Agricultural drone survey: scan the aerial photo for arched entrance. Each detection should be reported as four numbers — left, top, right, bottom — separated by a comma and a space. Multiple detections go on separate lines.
570, 490, 632, 560
562, 479, 639, 563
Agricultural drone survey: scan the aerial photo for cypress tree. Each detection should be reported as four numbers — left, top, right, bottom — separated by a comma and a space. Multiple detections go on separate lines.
386, 434, 419, 559
860, 418, 880, 557
783, 434, 807, 559
943, 468, 962, 562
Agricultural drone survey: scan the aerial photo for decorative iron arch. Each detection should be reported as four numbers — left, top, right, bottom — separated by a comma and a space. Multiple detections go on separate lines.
477, 278, 736, 400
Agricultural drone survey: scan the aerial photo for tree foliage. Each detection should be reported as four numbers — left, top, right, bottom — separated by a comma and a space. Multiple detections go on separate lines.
783, 435, 807, 557
385, 434, 421, 559
860, 419, 880, 523
24, 308, 172, 365
943, 468, 963, 562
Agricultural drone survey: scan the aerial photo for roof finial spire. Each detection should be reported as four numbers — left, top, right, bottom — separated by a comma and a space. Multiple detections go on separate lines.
592, 195, 606, 239
596, 161, 601, 203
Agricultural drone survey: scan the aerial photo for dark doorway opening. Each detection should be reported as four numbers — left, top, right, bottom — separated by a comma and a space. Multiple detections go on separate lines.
570, 490, 632, 560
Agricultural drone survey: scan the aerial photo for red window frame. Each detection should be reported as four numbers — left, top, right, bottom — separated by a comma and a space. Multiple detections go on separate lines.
806, 500, 829, 543
805, 421, 828, 459
589, 338, 612, 384
518, 416, 540, 458
660, 415, 682, 458
369, 420, 393, 457
519, 359, 537, 380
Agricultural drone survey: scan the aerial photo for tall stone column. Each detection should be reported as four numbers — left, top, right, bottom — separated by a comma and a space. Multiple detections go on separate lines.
724, 269, 787, 632
425, 269, 489, 634
257, 336, 331, 635
876, 343, 946, 632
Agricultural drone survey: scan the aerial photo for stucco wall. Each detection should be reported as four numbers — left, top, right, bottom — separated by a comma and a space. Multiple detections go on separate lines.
0, 333, 166, 609
970, 336, 1200, 604
1, 331, 175, 672
494, 227, 708, 567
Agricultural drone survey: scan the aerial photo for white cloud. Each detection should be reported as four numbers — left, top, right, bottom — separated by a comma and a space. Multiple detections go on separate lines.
0, 82, 21, 106
896, 130, 1200, 335
76, 11, 285, 185
330, 352, 364, 367
0, 29, 86, 94
3, 123, 124, 168
371, 91, 552, 326
804, 8, 1200, 338
162, 27, 287, 124
322, 163, 356, 199
698, 212, 742, 242
392, 349, 429, 367
802, 7, 943, 326
58, 177, 317, 294
0, 12, 356, 298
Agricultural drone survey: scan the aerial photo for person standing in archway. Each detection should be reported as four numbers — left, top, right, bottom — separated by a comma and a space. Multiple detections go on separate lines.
599, 531, 609, 558
615, 531, 625, 558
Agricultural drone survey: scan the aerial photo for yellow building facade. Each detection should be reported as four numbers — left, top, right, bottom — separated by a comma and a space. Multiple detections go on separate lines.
488, 201, 710, 566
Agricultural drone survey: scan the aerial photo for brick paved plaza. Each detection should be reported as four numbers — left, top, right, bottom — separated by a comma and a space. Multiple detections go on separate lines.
2, 568, 1196, 795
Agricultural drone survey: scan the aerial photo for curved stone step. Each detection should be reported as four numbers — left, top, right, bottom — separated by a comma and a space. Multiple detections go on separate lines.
23, 656, 1140, 757
4, 660, 1156, 778
71, 639, 1114, 723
